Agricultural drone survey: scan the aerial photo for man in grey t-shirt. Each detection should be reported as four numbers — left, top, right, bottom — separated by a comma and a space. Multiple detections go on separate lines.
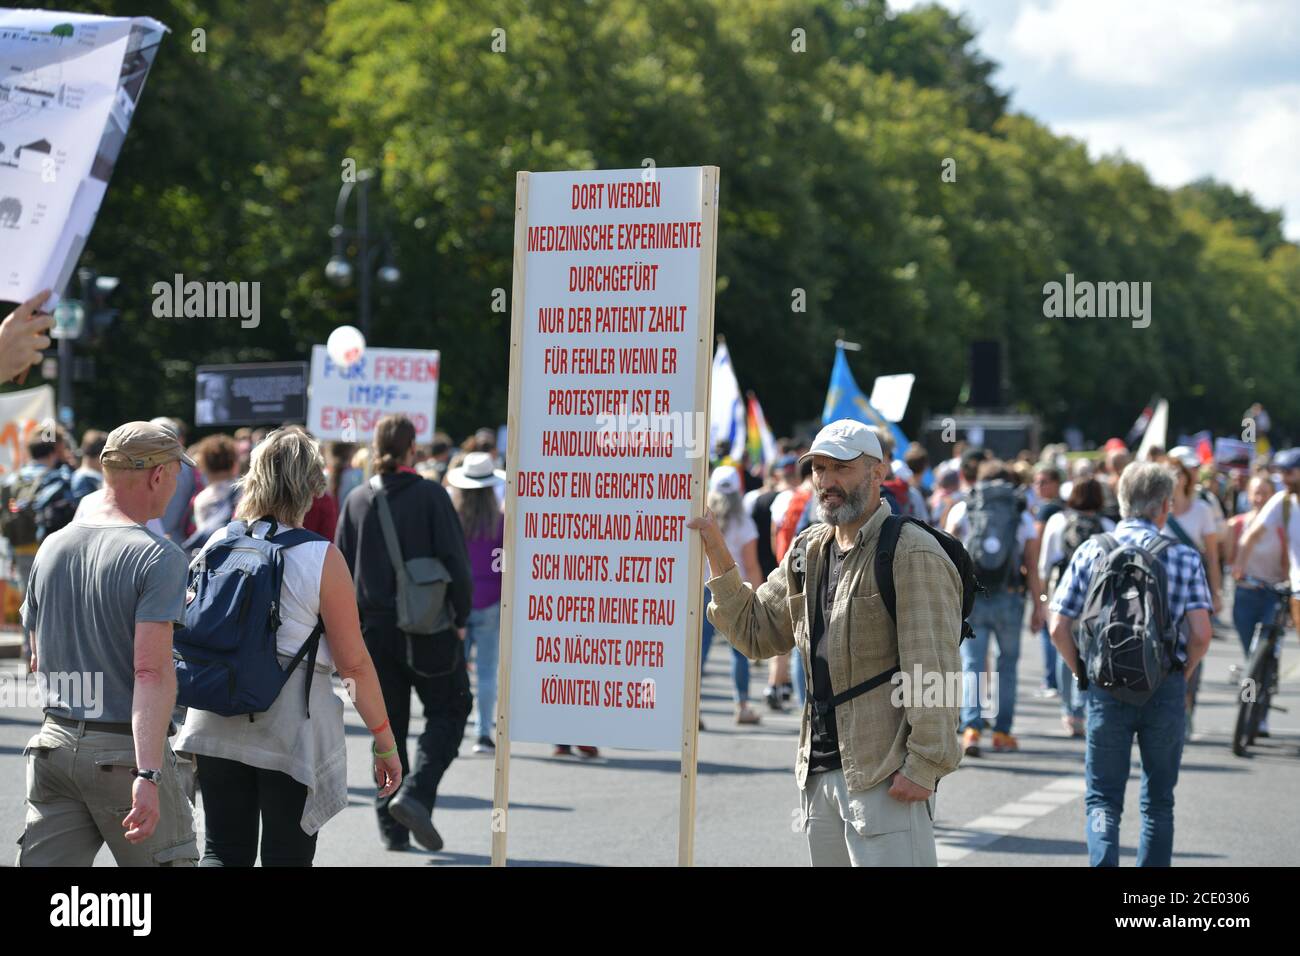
16, 421, 199, 867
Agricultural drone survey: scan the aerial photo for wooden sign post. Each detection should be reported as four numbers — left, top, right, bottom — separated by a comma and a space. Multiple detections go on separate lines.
493, 166, 720, 867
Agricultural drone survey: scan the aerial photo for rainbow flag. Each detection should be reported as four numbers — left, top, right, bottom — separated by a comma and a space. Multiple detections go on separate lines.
746, 392, 777, 469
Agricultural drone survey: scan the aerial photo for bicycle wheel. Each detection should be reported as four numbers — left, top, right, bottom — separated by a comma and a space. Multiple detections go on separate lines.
1233, 631, 1277, 755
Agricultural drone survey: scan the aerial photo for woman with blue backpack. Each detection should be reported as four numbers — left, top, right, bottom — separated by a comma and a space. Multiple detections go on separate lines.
174, 426, 403, 866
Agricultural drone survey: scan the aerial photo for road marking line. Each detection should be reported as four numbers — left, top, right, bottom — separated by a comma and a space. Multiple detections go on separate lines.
935, 774, 1085, 866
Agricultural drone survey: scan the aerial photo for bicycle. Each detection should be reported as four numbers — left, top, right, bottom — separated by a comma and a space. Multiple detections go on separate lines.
1231, 577, 1292, 756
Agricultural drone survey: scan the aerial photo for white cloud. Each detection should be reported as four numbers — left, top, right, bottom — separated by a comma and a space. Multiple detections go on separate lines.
1006, 0, 1288, 88
887, 0, 1300, 238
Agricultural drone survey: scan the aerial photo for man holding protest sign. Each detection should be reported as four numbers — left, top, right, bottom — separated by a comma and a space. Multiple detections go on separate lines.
690, 420, 963, 866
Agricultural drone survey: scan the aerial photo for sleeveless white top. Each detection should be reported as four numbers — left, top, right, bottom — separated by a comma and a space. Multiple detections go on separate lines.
207, 521, 334, 670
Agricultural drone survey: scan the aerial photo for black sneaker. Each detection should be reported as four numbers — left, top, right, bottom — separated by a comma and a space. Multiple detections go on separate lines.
386, 792, 444, 852
764, 687, 786, 713
473, 735, 495, 754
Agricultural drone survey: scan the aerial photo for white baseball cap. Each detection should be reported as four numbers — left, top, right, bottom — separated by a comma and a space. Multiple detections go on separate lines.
709, 464, 742, 495
798, 419, 884, 466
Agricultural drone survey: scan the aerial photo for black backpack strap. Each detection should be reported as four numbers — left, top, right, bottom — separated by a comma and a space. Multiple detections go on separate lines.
273, 527, 328, 550
829, 664, 901, 708
1146, 533, 1173, 558
248, 515, 280, 540
282, 617, 325, 718
1095, 533, 1120, 555
874, 514, 906, 626
810, 663, 902, 738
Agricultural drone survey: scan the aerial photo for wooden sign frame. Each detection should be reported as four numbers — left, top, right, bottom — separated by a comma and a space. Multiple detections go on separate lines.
492, 166, 720, 867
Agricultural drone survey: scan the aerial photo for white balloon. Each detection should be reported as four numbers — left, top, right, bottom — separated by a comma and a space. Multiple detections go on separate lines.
327, 325, 366, 367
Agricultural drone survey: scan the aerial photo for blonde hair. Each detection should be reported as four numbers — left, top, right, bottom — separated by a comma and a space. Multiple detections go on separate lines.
235, 426, 326, 527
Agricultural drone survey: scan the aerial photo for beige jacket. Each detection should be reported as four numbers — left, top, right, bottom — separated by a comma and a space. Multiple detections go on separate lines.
706, 500, 963, 792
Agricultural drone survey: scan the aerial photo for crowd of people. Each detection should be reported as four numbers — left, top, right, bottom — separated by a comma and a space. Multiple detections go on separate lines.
6, 394, 1298, 867
8, 412, 512, 865
699, 425, 1299, 865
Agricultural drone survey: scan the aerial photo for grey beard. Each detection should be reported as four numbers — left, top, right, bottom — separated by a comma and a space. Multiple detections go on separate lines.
818, 482, 871, 526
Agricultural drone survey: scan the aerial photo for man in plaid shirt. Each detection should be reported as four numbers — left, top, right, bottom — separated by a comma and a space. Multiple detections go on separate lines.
1049, 462, 1213, 867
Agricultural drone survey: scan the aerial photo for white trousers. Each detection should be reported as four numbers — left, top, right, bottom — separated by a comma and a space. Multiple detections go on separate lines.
799, 768, 938, 867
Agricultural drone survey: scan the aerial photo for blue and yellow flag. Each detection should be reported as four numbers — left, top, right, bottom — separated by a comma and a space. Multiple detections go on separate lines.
822, 347, 909, 460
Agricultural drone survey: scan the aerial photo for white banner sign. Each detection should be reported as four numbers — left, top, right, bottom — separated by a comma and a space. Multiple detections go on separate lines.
0, 10, 167, 305
306, 345, 439, 444
0, 385, 54, 476
869, 373, 915, 424
504, 166, 719, 752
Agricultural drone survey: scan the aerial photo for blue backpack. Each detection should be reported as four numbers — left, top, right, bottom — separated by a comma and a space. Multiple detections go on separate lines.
174, 518, 326, 719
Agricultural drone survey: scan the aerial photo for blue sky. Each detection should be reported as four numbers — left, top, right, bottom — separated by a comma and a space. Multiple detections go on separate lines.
890, 0, 1300, 240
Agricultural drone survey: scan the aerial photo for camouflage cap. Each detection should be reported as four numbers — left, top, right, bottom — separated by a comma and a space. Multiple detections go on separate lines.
101, 421, 196, 470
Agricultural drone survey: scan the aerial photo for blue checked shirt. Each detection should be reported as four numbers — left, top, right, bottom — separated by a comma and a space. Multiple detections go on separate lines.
1050, 518, 1212, 663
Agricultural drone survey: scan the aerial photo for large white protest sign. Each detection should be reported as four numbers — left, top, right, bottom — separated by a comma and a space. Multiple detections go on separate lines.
0, 385, 54, 476
0, 10, 167, 305
306, 345, 439, 444
494, 166, 719, 865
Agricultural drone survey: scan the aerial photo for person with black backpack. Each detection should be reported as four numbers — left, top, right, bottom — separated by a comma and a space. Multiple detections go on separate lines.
335, 414, 474, 853
944, 459, 1044, 755
174, 427, 403, 866
691, 419, 969, 867
1037, 477, 1113, 737
1049, 462, 1213, 867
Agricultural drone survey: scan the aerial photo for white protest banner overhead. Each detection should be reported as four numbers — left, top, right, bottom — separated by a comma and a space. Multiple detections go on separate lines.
496, 166, 720, 865
0, 385, 54, 476
306, 346, 439, 444
0, 9, 167, 305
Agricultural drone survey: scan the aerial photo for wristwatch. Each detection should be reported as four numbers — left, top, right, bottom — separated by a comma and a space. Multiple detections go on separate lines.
131, 768, 162, 785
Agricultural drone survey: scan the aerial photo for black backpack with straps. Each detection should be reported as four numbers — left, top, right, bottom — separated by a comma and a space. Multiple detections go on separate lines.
801, 514, 982, 737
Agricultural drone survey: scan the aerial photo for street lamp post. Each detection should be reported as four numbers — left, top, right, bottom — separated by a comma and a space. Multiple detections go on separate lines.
49, 269, 118, 429
327, 169, 400, 339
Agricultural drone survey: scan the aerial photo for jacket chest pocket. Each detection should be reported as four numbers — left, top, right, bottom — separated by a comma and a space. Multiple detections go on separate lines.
847, 594, 897, 679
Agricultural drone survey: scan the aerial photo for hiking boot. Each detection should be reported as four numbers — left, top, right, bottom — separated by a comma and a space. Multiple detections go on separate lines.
576, 745, 600, 759
386, 792, 443, 852
735, 703, 762, 725
991, 731, 1019, 752
962, 727, 981, 757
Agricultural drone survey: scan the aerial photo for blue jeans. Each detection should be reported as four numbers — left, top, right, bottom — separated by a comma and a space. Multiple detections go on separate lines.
702, 589, 751, 704
960, 590, 1025, 734
1232, 585, 1280, 658
464, 603, 500, 740
1040, 626, 1058, 689
1084, 671, 1186, 867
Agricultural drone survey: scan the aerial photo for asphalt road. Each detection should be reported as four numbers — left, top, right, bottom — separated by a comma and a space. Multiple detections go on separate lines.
1, 606, 1297, 867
